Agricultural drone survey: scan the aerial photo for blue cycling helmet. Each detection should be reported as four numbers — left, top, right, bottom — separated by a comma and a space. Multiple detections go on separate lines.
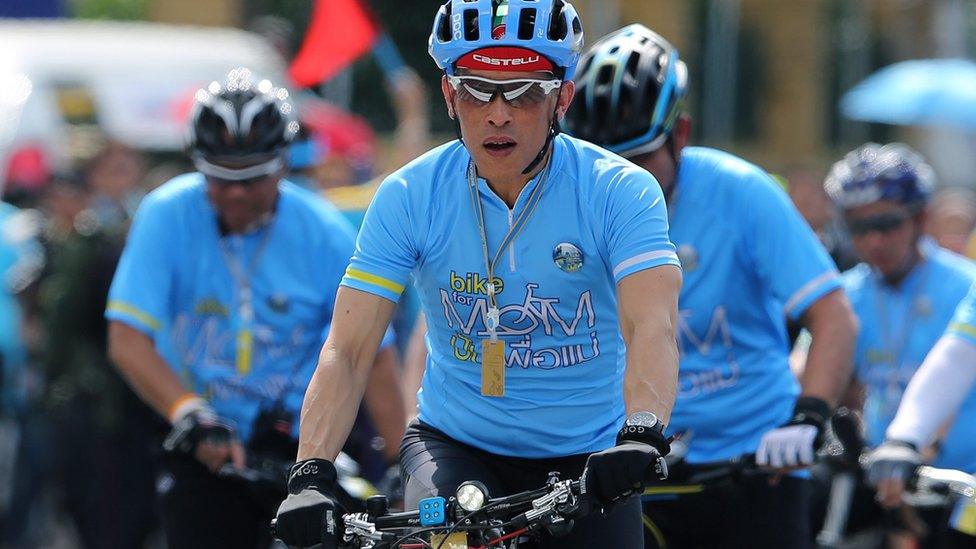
824, 143, 935, 211
564, 24, 687, 158
428, 0, 584, 80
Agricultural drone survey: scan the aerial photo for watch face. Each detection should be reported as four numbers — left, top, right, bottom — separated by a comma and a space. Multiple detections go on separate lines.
626, 411, 659, 428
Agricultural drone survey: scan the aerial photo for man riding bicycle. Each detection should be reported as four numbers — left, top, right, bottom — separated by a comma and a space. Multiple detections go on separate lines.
822, 143, 976, 547
106, 69, 406, 548
867, 282, 976, 547
564, 24, 857, 548
275, 2, 683, 547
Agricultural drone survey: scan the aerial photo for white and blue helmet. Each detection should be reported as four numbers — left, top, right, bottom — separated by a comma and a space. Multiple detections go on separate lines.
824, 143, 935, 211
428, 0, 584, 80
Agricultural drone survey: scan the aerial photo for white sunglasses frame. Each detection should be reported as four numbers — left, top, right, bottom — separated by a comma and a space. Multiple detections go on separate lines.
447, 75, 563, 104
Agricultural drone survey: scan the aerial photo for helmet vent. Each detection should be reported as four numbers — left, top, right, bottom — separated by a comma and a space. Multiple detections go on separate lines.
518, 8, 537, 40
547, 0, 568, 40
625, 51, 641, 79
463, 8, 480, 41
437, 4, 453, 42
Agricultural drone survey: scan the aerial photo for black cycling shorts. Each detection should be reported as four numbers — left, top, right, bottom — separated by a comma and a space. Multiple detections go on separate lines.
399, 420, 644, 548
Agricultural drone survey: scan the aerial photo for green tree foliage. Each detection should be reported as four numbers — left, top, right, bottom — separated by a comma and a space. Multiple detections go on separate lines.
72, 0, 148, 20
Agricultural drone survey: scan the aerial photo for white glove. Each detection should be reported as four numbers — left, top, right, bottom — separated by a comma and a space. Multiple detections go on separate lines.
756, 424, 819, 468
866, 441, 921, 485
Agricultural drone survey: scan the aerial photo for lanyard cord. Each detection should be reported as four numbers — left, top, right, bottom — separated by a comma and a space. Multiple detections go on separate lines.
466, 158, 552, 337
873, 256, 928, 375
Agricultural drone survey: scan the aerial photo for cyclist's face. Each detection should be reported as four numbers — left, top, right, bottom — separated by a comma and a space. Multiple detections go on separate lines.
631, 116, 691, 195
442, 69, 575, 183
205, 163, 281, 233
846, 200, 922, 278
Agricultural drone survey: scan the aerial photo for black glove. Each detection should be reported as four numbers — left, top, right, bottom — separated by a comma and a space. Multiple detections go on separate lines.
789, 396, 832, 448
162, 410, 233, 456
585, 422, 669, 505
274, 458, 341, 548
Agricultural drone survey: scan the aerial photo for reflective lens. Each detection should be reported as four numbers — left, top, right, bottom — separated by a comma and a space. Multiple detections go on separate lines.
846, 211, 911, 236
448, 75, 561, 108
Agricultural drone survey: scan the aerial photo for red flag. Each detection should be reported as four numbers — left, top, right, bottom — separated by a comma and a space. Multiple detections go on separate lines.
289, 0, 380, 87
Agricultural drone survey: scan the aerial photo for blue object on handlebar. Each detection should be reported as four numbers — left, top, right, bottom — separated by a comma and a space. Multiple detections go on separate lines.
418, 496, 446, 527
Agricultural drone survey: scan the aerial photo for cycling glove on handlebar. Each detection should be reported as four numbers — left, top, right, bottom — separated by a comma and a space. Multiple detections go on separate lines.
275, 459, 341, 548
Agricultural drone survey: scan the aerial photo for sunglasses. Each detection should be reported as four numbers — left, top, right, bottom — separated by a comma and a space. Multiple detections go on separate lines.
447, 75, 562, 108
846, 211, 911, 236
195, 155, 284, 186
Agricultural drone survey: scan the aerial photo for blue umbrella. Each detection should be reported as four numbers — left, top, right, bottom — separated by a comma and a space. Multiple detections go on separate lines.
840, 58, 976, 131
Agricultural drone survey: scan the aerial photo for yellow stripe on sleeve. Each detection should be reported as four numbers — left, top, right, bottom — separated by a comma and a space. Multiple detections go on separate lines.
107, 301, 161, 331
345, 267, 405, 295
949, 321, 976, 340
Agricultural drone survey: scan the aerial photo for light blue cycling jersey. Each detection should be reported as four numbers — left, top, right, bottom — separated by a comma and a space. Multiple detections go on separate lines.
665, 147, 841, 464
106, 174, 375, 441
341, 135, 679, 458
924, 274, 976, 472
844, 242, 976, 457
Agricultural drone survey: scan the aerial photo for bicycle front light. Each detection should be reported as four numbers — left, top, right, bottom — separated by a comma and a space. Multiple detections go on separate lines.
456, 481, 489, 513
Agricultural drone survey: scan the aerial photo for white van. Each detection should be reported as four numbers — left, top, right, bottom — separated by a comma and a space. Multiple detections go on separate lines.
0, 19, 288, 184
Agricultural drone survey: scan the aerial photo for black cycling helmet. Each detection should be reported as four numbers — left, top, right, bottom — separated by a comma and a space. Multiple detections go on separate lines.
187, 67, 299, 180
565, 24, 687, 158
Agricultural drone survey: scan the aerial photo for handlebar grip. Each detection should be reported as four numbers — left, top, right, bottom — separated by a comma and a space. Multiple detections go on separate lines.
831, 409, 865, 464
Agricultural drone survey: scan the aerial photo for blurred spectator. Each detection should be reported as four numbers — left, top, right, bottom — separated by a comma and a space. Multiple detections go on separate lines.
2, 142, 160, 547
3, 145, 52, 210
84, 141, 147, 228
37, 170, 162, 548
923, 187, 976, 256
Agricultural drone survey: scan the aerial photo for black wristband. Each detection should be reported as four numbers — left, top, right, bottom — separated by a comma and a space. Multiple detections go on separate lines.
616, 425, 670, 456
791, 396, 832, 430
287, 458, 338, 495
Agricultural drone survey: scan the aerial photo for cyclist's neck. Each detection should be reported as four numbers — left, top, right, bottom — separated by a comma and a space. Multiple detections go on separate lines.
881, 241, 924, 287
480, 147, 552, 209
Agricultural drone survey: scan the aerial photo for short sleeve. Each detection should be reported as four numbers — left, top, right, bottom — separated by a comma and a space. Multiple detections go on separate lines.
105, 196, 175, 335
601, 167, 680, 282
340, 175, 418, 302
746, 174, 841, 320
946, 282, 976, 344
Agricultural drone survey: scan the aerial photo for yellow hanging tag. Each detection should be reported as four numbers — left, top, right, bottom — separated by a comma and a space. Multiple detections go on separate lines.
481, 338, 505, 397
950, 497, 976, 536
236, 329, 253, 375
430, 533, 467, 549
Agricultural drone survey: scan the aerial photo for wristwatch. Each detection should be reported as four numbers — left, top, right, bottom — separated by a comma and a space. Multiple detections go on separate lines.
620, 411, 665, 437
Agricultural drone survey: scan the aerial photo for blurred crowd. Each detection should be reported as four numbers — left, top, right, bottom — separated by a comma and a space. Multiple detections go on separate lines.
0, 66, 429, 548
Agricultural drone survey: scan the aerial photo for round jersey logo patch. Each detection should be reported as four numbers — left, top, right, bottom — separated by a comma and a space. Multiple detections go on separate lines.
553, 242, 584, 272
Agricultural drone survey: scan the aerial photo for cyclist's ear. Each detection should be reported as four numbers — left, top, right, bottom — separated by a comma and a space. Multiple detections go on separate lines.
556, 80, 576, 120
440, 75, 457, 119
671, 115, 692, 155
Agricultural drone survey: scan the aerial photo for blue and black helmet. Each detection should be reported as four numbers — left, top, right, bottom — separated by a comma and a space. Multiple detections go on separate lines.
428, 0, 584, 80
564, 24, 687, 158
824, 143, 935, 211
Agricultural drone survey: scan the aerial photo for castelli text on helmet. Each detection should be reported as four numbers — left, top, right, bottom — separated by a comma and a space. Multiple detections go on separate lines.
472, 53, 542, 66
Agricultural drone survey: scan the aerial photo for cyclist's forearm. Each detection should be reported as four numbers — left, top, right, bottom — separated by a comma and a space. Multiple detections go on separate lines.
618, 267, 681, 423
887, 335, 976, 447
799, 289, 857, 406
107, 321, 194, 423
623, 316, 678, 423
363, 346, 408, 462
297, 340, 375, 461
